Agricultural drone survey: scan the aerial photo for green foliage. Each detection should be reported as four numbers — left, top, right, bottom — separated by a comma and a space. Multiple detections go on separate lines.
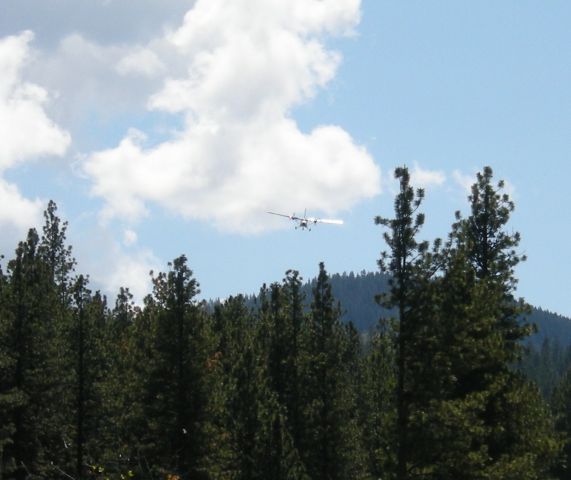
143, 255, 210, 477
375, 166, 433, 480
360, 326, 397, 477
519, 338, 571, 399
552, 368, 571, 479
298, 263, 368, 480
374, 166, 562, 479
0, 185, 565, 479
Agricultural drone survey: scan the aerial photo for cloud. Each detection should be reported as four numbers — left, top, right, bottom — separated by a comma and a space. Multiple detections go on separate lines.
0, 31, 70, 244
104, 248, 158, 303
410, 162, 446, 189
116, 48, 165, 78
381, 163, 446, 197
0, 0, 196, 48
26, 33, 166, 127
0, 179, 42, 228
84, 0, 379, 233
0, 31, 71, 171
123, 228, 138, 247
0, 179, 43, 254
452, 169, 474, 193
2, 2, 197, 136
453, 168, 516, 199
71, 220, 160, 303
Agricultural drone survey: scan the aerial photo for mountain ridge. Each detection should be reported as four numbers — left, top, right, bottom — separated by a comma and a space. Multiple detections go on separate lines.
298, 270, 571, 348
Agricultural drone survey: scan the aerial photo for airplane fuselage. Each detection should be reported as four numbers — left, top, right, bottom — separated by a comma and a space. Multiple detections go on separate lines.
267, 210, 342, 230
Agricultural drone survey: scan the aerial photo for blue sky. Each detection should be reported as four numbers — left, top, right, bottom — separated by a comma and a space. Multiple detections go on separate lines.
0, 1, 569, 316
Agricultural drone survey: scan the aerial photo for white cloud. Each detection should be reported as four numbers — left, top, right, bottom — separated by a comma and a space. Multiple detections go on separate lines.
84, 0, 380, 233
0, 31, 71, 171
502, 179, 516, 198
453, 169, 475, 193
28, 34, 163, 125
71, 220, 160, 303
0, 0, 196, 48
104, 249, 158, 303
410, 162, 446, 189
453, 169, 517, 203
0, 31, 70, 244
0, 179, 42, 228
116, 48, 165, 78
381, 163, 446, 197
0, 179, 43, 253
123, 228, 138, 246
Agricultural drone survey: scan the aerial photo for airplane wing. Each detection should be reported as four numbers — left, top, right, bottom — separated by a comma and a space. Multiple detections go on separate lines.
267, 211, 342, 225
267, 211, 296, 220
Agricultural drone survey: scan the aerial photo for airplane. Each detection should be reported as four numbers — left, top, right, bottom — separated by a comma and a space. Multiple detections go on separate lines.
267, 210, 344, 231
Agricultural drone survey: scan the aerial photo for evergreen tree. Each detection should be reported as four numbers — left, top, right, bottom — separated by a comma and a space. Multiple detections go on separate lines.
210, 294, 257, 479
375, 166, 561, 478
95, 287, 140, 473
299, 262, 368, 479
143, 255, 209, 478
2, 230, 60, 478
39, 201, 78, 477
82, 290, 109, 468
0, 257, 23, 480
117, 293, 162, 478
520, 338, 571, 399
0, 202, 79, 478
375, 166, 430, 480
206, 294, 308, 479
433, 166, 561, 478
72, 275, 90, 478
552, 368, 571, 478
38, 200, 76, 306
453, 166, 531, 361
0, 187, 564, 480
68, 277, 108, 479
264, 271, 305, 451
361, 325, 397, 478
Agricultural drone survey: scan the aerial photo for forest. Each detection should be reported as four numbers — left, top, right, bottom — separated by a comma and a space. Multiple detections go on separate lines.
1, 166, 571, 480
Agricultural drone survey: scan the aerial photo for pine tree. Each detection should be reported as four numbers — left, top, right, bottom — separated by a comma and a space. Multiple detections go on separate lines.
263, 271, 305, 451
255, 399, 309, 480
143, 255, 209, 478
82, 290, 109, 469
210, 294, 257, 479
72, 275, 90, 478
552, 368, 571, 478
361, 324, 397, 478
68, 277, 109, 479
0, 257, 23, 480
431, 166, 562, 478
375, 166, 430, 480
38, 200, 76, 306
256, 281, 311, 479
117, 293, 161, 477
38, 201, 78, 477
205, 294, 308, 479
299, 262, 368, 480
453, 166, 531, 361
373, 166, 561, 479
95, 287, 140, 473
2, 230, 59, 479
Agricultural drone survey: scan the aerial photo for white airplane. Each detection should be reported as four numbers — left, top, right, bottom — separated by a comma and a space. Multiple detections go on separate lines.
267, 210, 344, 231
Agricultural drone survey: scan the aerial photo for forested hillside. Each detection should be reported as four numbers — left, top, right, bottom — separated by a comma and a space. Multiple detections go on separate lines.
298, 271, 571, 347
301, 270, 571, 400
1, 167, 571, 479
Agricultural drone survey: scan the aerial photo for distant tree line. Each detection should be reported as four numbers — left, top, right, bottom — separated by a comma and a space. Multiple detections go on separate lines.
244, 271, 571, 347
0, 167, 570, 479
